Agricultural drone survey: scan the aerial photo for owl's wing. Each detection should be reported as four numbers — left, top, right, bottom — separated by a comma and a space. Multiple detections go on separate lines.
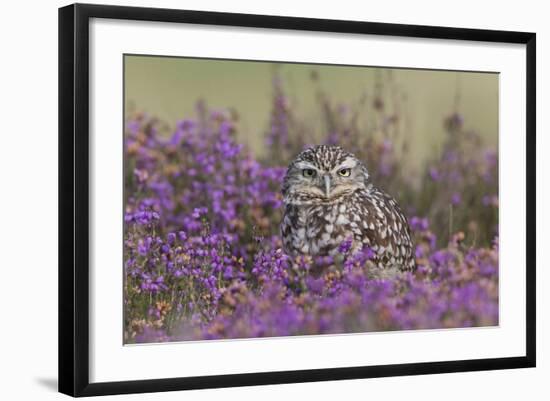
356, 189, 415, 271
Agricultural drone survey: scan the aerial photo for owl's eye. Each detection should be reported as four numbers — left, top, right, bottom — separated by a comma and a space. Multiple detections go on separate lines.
302, 168, 316, 178
338, 168, 351, 177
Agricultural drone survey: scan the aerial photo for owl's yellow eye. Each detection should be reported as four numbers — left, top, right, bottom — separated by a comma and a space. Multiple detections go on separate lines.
338, 168, 351, 177
302, 168, 316, 178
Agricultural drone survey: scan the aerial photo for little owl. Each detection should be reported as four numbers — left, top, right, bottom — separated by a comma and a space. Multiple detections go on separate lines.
281, 145, 415, 273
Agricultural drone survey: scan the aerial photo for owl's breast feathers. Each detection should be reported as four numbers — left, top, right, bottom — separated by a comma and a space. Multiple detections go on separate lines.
281, 186, 416, 272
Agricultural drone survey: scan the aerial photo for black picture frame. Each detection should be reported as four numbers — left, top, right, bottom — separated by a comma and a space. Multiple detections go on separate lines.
58, 3, 536, 397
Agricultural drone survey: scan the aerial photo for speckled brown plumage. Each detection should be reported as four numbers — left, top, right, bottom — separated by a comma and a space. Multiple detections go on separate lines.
281, 145, 415, 272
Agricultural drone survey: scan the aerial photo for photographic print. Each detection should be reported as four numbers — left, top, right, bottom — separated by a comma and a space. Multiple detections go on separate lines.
59, 5, 535, 395
123, 55, 499, 344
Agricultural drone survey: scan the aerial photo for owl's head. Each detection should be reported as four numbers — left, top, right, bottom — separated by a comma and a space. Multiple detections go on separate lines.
282, 145, 370, 204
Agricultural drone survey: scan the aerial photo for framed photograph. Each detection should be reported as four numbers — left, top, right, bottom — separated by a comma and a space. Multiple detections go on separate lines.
58, 3, 536, 397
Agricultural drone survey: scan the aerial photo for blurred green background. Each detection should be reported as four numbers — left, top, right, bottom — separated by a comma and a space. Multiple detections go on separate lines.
124, 55, 498, 163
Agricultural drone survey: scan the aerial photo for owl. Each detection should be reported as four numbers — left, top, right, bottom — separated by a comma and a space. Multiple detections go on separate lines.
281, 145, 415, 273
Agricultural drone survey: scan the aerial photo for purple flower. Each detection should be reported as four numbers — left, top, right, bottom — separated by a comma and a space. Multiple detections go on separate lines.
410, 217, 429, 232
429, 167, 442, 181
192, 207, 207, 219
338, 237, 353, 254
451, 193, 462, 206
167, 232, 176, 244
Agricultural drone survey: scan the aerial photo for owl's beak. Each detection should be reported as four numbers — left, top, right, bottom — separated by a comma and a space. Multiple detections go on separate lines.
323, 175, 331, 198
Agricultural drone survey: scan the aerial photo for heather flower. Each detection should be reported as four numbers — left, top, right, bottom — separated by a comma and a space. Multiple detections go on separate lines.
410, 216, 429, 232
167, 232, 176, 244
338, 237, 353, 253
451, 193, 462, 206
429, 167, 442, 181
